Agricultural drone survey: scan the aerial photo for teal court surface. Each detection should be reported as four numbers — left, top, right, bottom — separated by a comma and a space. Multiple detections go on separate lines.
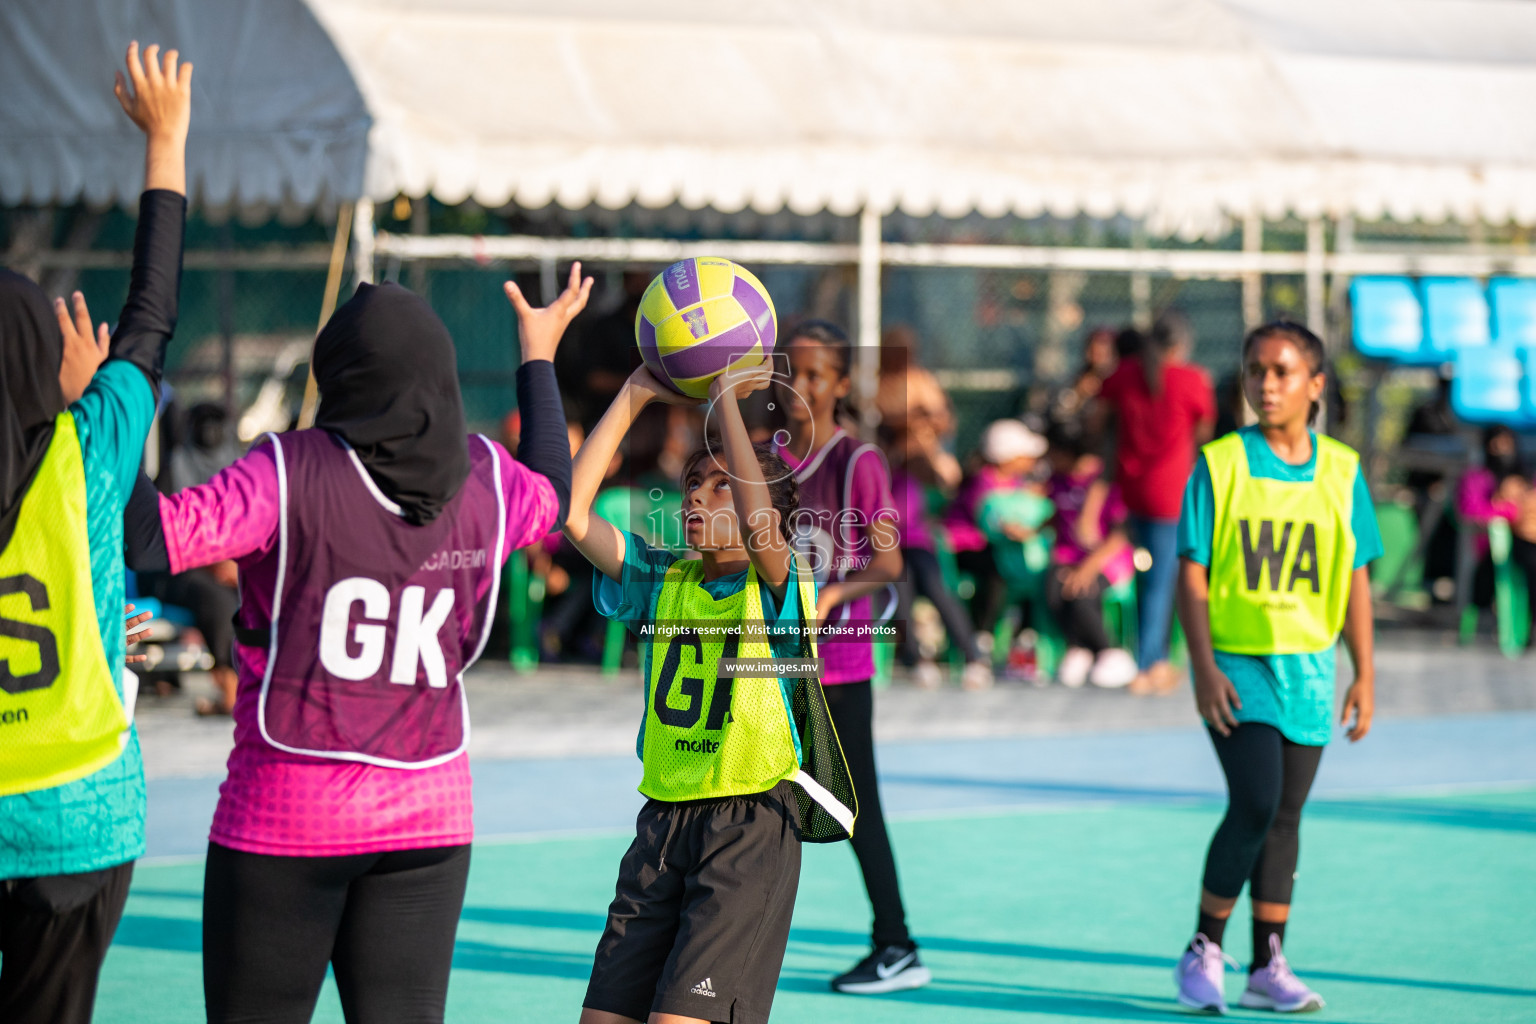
99, 707, 1534, 1023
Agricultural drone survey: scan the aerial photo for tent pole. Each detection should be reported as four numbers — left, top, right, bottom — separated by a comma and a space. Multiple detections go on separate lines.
1130, 220, 1151, 328
857, 204, 882, 436
220, 224, 236, 421
1242, 212, 1263, 332
1305, 216, 1329, 430
353, 197, 376, 286
297, 202, 356, 429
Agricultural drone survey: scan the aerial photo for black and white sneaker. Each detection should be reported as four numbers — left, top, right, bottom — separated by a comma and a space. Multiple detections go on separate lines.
830, 944, 932, 994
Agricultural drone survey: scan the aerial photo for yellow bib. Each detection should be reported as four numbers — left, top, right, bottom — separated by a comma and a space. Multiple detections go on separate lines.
1205, 432, 1358, 655
640, 560, 814, 803
0, 414, 126, 797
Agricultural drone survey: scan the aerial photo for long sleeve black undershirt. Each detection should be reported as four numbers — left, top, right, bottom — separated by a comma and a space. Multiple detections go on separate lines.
513, 359, 571, 527
123, 470, 169, 573
109, 188, 186, 395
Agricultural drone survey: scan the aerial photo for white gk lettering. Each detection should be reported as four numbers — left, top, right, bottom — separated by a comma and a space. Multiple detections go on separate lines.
318, 577, 455, 687
1238, 519, 1321, 594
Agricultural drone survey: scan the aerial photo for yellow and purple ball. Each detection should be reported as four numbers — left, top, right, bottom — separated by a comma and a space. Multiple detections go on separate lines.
635, 257, 776, 398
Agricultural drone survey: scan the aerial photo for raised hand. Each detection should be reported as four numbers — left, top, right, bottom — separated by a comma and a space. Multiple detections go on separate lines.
626, 365, 702, 407
504, 261, 594, 364
113, 41, 192, 194
708, 361, 776, 402
56, 291, 111, 404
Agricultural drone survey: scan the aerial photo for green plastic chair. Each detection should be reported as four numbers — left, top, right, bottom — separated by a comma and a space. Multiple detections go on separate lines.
1489, 519, 1530, 658
977, 490, 1060, 674
1103, 575, 1138, 653
505, 550, 546, 674
1371, 498, 1426, 605
1458, 519, 1530, 658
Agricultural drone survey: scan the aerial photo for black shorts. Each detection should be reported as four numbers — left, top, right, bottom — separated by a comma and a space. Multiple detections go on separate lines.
583, 780, 802, 1024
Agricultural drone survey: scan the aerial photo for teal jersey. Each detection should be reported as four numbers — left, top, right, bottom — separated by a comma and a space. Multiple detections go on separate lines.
593, 532, 812, 761
0, 360, 154, 877
1178, 426, 1383, 745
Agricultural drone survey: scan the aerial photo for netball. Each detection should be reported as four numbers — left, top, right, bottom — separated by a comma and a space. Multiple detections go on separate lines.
635, 257, 776, 398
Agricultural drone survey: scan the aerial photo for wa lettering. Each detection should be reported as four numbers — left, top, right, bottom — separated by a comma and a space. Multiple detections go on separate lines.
0, 574, 60, 695
1238, 519, 1321, 594
653, 630, 738, 732
317, 577, 455, 687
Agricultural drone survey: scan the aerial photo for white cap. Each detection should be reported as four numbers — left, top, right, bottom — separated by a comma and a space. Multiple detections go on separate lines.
981, 419, 1047, 463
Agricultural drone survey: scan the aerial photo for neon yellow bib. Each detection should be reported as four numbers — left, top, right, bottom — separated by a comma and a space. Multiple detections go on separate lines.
640, 560, 813, 803
1206, 432, 1358, 655
0, 414, 126, 797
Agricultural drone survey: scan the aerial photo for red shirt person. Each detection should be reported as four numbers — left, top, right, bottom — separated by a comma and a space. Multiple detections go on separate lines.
1096, 313, 1215, 692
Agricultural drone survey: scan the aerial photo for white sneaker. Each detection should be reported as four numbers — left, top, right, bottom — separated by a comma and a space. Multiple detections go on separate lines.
913, 662, 944, 690
1089, 648, 1138, 688
961, 660, 994, 691
1057, 647, 1093, 688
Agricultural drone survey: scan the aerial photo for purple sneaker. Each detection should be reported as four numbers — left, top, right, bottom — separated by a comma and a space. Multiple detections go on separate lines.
1176, 933, 1237, 1014
1239, 935, 1326, 1013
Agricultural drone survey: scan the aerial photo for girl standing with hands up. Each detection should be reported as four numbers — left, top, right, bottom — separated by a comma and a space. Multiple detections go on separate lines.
1172, 322, 1381, 1014
125, 266, 589, 1023
0, 42, 189, 1024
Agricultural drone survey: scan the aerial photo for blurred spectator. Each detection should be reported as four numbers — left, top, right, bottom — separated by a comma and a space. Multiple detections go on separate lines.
1404, 377, 1461, 591
886, 417, 991, 690
878, 326, 953, 437
1042, 424, 1138, 688
144, 402, 243, 713
944, 419, 1048, 637
1094, 311, 1215, 694
170, 401, 242, 490
557, 270, 648, 427
1050, 326, 1119, 426
1212, 370, 1246, 439
1114, 326, 1144, 360
1458, 425, 1536, 641
540, 420, 608, 661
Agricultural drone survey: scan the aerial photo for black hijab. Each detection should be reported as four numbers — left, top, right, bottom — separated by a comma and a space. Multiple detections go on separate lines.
0, 270, 67, 550
312, 282, 469, 525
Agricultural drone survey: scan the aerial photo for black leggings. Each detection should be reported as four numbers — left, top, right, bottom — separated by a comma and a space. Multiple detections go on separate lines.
1044, 566, 1112, 653
894, 546, 985, 665
955, 546, 1007, 634
1202, 724, 1323, 905
821, 680, 911, 949
203, 842, 471, 1024
0, 861, 133, 1024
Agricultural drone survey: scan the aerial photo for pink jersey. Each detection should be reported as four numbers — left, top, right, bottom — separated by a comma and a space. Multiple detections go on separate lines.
160, 436, 557, 856
776, 431, 898, 685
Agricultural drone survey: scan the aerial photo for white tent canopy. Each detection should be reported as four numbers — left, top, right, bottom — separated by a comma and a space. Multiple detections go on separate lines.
5, 0, 1536, 235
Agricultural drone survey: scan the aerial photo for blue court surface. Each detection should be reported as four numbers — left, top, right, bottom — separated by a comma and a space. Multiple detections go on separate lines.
101, 712, 1536, 1022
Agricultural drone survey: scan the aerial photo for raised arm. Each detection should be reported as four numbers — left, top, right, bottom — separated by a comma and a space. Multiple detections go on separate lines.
710, 365, 793, 596
504, 262, 591, 526
57, 42, 192, 403
108, 43, 191, 391
565, 367, 698, 582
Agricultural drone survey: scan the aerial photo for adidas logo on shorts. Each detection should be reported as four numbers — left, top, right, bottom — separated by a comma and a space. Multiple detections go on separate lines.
689, 977, 717, 998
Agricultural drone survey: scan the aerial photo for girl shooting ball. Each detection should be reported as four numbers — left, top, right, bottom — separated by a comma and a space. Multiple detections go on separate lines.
569, 358, 854, 1024
1173, 321, 1381, 1014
